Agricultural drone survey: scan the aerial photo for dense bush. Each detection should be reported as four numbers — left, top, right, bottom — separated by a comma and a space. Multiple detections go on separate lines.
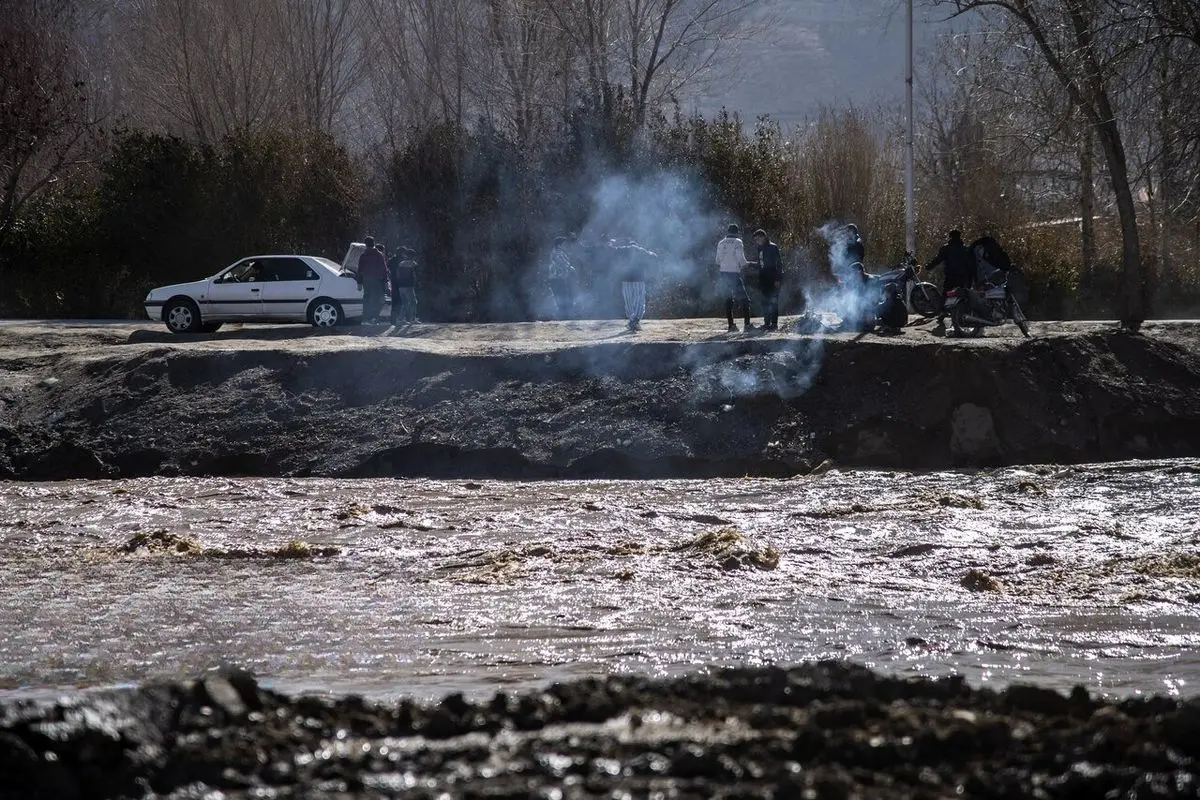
3, 106, 1198, 321
0, 129, 361, 318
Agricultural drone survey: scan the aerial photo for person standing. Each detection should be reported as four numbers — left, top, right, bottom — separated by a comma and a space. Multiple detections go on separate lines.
547, 236, 576, 319
610, 238, 656, 331
715, 224, 755, 332
922, 229, 973, 332
358, 236, 389, 324
389, 247, 420, 324
752, 229, 783, 331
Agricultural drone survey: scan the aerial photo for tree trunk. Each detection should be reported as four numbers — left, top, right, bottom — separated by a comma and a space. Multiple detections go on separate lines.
1158, 44, 1173, 305
1093, 115, 1145, 329
1079, 111, 1096, 291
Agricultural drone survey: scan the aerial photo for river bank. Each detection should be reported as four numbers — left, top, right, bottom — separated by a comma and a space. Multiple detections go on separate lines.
1, 319, 1198, 480
2, 662, 1196, 799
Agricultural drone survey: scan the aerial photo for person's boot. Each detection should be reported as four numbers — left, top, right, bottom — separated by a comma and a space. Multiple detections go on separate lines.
727, 321, 738, 332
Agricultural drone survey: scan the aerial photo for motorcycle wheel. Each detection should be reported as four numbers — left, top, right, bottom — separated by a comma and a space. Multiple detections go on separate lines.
910, 282, 943, 317
950, 305, 983, 338
1011, 301, 1031, 338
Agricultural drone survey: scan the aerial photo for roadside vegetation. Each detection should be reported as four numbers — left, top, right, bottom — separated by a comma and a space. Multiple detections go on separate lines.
2, 0, 1199, 322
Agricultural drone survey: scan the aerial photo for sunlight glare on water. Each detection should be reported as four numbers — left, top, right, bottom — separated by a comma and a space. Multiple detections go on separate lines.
0, 460, 1197, 701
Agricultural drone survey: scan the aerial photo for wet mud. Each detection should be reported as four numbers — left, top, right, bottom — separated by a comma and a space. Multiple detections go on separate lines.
1, 321, 1199, 480
1, 662, 1197, 799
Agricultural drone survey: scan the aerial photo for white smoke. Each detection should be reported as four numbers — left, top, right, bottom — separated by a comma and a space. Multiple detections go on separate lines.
807, 220, 875, 330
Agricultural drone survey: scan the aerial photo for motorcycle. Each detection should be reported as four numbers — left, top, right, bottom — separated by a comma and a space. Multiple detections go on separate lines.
858, 253, 942, 331
943, 271, 1031, 338
872, 253, 943, 319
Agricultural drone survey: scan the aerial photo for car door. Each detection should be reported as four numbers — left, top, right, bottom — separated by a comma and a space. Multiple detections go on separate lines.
258, 257, 319, 320
206, 259, 266, 318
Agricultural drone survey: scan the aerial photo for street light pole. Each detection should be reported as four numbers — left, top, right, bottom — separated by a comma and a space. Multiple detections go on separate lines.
905, 0, 916, 256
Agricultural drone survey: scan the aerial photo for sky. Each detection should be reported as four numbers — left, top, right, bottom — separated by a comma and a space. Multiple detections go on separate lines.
693, 0, 965, 126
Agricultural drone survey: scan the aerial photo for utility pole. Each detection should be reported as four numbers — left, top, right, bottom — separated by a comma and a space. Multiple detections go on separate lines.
905, 0, 916, 256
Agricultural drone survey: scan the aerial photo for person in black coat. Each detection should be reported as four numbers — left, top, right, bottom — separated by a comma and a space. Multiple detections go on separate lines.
923, 229, 975, 331
752, 229, 783, 331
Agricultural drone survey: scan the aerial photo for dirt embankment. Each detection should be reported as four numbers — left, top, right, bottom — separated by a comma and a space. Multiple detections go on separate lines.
1, 662, 1197, 799
1, 320, 1199, 480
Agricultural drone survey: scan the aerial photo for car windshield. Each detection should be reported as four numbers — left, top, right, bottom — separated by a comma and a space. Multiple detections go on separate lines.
312, 257, 342, 274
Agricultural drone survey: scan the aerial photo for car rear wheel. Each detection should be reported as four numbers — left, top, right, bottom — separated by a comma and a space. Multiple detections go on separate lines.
309, 298, 344, 328
164, 299, 202, 334
199, 322, 223, 333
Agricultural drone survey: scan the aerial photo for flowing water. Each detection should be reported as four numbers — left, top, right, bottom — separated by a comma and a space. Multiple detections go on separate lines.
2, 460, 1198, 702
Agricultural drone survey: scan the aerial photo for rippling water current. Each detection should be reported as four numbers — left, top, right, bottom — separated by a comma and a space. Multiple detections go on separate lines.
2, 461, 1198, 702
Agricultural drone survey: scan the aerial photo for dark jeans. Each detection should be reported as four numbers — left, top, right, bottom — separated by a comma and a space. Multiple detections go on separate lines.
363, 279, 386, 321
391, 286, 418, 323
719, 272, 750, 326
759, 280, 780, 328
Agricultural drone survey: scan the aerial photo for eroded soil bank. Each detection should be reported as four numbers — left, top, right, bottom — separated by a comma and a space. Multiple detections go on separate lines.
1, 320, 1198, 479
2, 663, 1197, 799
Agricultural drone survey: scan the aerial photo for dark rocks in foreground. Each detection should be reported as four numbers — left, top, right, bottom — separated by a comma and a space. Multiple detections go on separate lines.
2, 328, 1200, 480
1, 662, 1197, 799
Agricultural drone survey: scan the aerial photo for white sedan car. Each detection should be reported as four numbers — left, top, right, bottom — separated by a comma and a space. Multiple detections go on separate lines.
144, 255, 365, 334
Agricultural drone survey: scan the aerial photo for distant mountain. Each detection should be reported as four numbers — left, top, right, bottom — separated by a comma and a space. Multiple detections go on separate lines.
692, 0, 960, 126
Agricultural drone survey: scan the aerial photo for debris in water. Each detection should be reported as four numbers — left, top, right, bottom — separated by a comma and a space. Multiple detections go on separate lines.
889, 543, 939, 559
118, 529, 202, 555
673, 528, 780, 571
961, 569, 1004, 592
334, 503, 371, 520
606, 541, 647, 556
1131, 553, 1200, 579
938, 494, 986, 510
116, 531, 339, 560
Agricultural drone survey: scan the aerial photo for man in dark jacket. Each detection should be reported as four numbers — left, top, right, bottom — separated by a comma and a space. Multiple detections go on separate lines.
358, 236, 389, 324
924, 230, 973, 291
752, 229, 783, 331
389, 247, 420, 324
922, 229, 973, 332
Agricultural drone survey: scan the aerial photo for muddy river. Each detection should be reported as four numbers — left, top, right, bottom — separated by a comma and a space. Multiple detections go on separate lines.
2, 460, 1197, 702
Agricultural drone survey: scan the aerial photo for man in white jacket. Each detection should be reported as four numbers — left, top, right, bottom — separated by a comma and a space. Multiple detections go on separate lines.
715, 224, 755, 331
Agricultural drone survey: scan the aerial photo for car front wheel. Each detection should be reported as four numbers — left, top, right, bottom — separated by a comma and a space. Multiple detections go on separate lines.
309, 298, 344, 328
164, 299, 202, 334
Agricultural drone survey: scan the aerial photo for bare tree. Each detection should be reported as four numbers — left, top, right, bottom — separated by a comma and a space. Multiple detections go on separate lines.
124, 0, 289, 142
540, 0, 758, 125
279, 0, 368, 134
362, 0, 481, 149
944, 0, 1149, 329
0, 0, 98, 251
481, 0, 567, 147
